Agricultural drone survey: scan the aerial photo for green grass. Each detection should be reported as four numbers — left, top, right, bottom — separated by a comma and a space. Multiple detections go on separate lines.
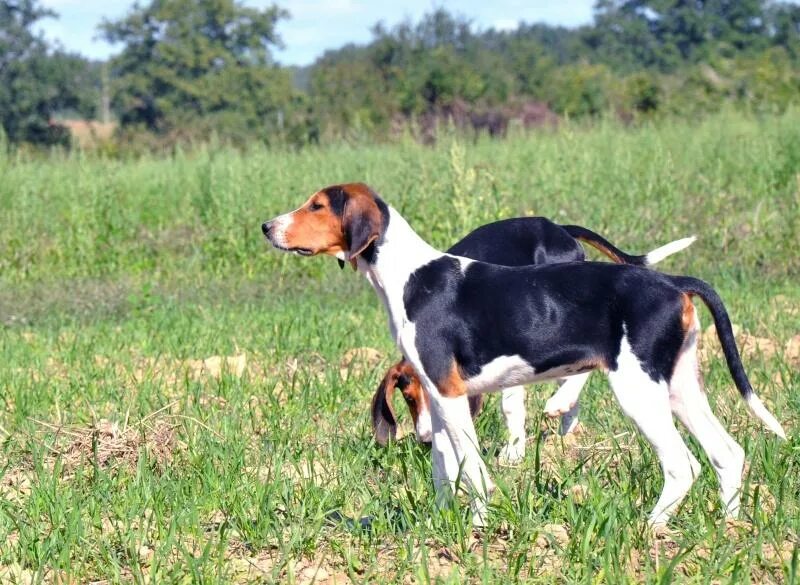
1, 110, 799, 583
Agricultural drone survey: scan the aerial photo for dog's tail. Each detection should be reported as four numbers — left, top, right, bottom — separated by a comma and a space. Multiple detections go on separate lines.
561, 225, 696, 266
672, 275, 787, 439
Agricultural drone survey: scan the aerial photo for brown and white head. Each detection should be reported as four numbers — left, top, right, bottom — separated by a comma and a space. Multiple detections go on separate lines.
262, 182, 388, 268
371, 359, 484, 446
371, 359, 433, 445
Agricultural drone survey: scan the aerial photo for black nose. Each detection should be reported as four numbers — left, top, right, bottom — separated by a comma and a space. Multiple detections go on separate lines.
261, 222, 272, 237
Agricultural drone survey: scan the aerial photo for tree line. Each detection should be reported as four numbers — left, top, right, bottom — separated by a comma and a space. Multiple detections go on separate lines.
2, 0, 800, 149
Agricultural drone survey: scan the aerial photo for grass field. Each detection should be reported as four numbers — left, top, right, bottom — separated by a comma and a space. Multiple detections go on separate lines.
1, 111, 799, 583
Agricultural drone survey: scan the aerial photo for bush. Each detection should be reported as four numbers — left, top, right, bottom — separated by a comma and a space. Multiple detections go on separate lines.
546, 63, 613, 118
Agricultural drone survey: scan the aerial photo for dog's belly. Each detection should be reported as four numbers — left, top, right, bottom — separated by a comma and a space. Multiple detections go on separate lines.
464, 355, 589, 395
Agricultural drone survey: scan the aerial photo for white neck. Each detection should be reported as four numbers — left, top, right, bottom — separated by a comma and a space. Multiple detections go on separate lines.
356, 206, 441, 337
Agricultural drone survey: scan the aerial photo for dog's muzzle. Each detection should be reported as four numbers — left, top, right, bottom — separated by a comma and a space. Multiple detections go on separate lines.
262, 219, 313, 256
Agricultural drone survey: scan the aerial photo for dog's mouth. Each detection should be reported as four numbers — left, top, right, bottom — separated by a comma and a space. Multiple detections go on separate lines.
268, 240, 314, 256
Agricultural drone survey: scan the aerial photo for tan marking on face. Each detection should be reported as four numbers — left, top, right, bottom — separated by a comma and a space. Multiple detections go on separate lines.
437, 361, 468, 398
277, 183, 383, 259
280, 191, 347, 256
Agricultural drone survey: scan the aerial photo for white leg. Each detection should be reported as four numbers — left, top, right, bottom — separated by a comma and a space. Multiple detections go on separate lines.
430, 408, 460, 508
669, 326, 745, 517
426, 388, 494, 527
608, 338, 700, 527
498, 385, 526, 464
544, 372, 589, 435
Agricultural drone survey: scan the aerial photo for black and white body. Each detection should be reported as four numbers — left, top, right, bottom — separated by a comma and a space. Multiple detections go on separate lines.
371, 216, 696, 464
262, 183, 786, 529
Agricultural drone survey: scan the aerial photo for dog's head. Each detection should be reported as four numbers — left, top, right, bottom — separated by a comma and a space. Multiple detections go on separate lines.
371, 359, 484, 446
371, 360, 432, 445
262, 182, 387, 268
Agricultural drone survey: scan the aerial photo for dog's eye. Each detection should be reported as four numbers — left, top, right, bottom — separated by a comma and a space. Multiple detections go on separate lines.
403, 393, 415, 406
309, 202, 324, 211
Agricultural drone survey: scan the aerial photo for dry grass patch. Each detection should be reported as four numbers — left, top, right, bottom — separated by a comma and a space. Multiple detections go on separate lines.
29, 416, 178, 472
699, 323, 800, 367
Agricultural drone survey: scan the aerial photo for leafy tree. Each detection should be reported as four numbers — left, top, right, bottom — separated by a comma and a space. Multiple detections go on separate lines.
99, 0, 294, 141
0, 0, 97, 145
587, 0, 779, 72
770, 2, 800, 58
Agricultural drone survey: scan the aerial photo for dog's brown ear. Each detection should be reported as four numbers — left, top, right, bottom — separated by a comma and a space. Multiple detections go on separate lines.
343, 190, 382, 261
371, 366, 399, 446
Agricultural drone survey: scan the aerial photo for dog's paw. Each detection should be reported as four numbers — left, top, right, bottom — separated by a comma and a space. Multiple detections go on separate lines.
498, 441, 525, 466
544, 395, 577, 418
649, 522, 675, 540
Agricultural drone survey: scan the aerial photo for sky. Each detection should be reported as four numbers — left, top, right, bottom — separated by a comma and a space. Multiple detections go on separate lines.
36, 0, 596, 66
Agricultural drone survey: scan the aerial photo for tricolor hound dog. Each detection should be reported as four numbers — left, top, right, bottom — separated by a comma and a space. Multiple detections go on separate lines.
371, 217, 696, 464
262, 183, 786, 528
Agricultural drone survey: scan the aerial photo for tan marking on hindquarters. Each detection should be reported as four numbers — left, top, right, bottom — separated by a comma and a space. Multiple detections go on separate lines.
681, 293, 696, 334
678, 294, 704, 386
437, 361, 468, 398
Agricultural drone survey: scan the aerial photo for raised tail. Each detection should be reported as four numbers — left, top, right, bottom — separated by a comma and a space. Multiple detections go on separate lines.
561, 225, 696, 266
672, 275, 787, 439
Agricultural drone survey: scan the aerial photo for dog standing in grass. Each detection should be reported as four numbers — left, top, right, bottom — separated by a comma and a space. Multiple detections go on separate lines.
371, 216, 696, 464
263, 183, 786, 528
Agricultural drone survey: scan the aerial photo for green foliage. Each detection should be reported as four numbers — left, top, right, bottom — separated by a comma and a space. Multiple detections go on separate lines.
621, 72, 662, 114
0, 0, 98, 146
5, 1, 800, 148
547, 63, 613, 118
306, 2, 800, 134
0, 112, 798, 581
589, 0, 773, 71
99, 0, 295, 143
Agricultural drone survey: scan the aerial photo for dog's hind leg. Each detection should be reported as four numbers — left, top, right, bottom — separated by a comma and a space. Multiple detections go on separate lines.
608, 337, 701, 527
669, 314, 745, 518
499, 385, 526, 464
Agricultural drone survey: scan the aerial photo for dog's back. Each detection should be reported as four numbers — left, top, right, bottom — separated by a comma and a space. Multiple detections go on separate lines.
447, 217, 585, 266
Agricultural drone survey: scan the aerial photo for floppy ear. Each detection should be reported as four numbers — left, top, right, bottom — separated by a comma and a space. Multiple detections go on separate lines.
371, 367, 399, 446
342, 194, 382, 261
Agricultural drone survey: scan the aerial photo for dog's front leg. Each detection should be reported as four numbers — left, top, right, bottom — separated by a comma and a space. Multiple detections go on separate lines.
499, 385, 526, 464
426, 387, 494, 528
429, 405, 459, 508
